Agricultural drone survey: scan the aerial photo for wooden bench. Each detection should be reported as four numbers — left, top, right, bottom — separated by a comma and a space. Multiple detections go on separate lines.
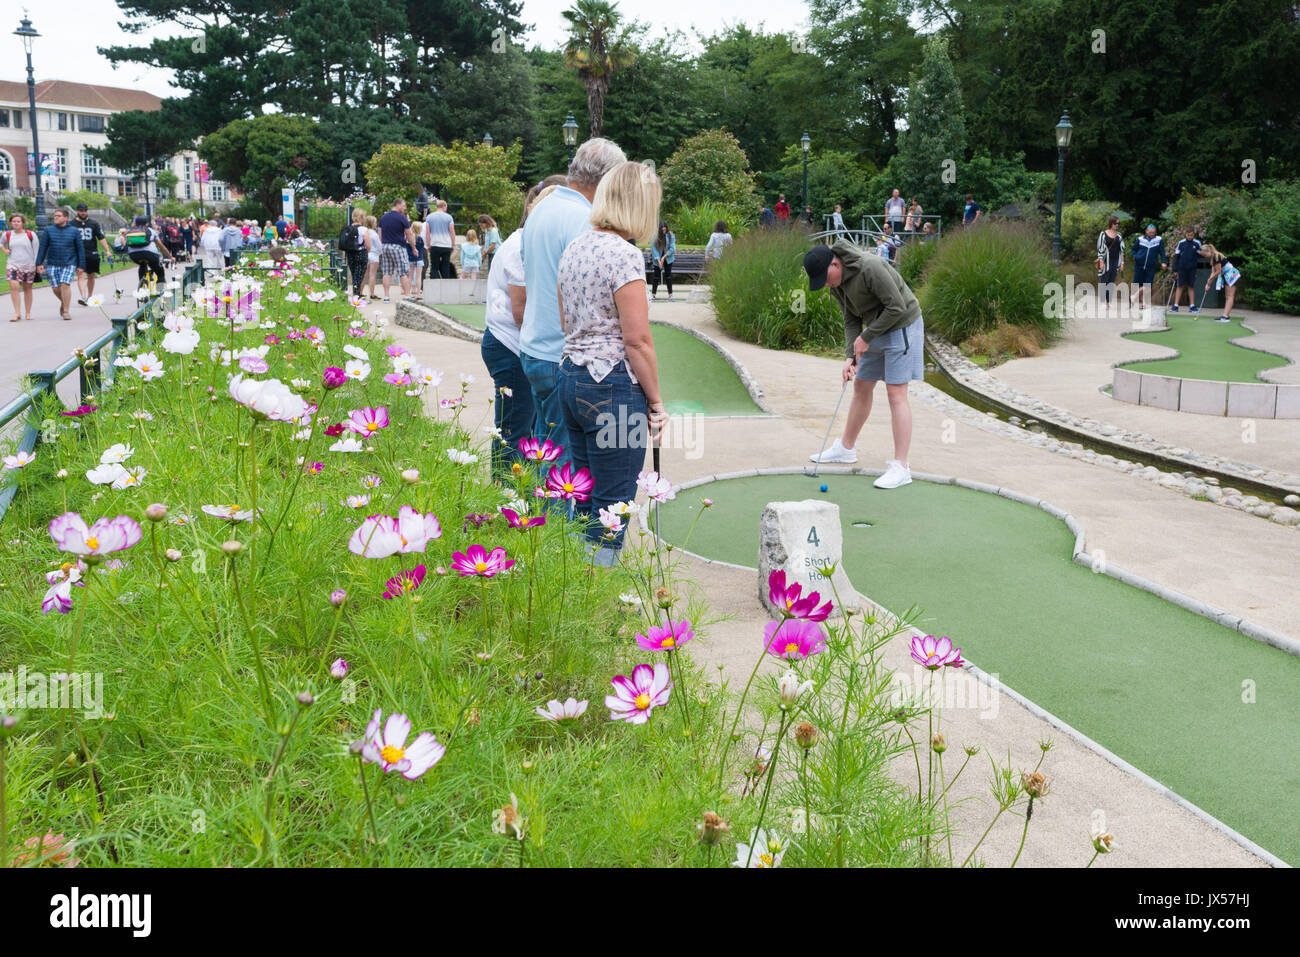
643, 249, 709, 281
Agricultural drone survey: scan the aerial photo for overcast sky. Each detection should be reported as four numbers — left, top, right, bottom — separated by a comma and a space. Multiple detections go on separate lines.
4, 0, 810, 97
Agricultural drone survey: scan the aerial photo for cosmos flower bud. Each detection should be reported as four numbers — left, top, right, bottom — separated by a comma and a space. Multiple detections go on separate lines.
931, 733, 947, 754
1022, 772, 1049, 799
296, 692, 315, 708
145, 503, 169, 522
330, 658, 349, 680
329, 588, 347, 608
221, 540, 243, 556
400, 468, 420, 485
654, 587, 674, 608
164, 548, 183, 562
56, 469, 69, 480
794, 721, 819, 750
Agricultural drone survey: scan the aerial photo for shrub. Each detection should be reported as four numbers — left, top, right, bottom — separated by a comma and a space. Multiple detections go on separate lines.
660, 129, 758, 210
919, 220, 1062, 343
1058, 200, 1134, 262
670, 200, 755, 246
895, 239, 941, 287
710, 229, 842, 352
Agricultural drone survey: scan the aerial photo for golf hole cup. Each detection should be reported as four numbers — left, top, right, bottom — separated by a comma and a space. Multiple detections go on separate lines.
758, 499, 857, 620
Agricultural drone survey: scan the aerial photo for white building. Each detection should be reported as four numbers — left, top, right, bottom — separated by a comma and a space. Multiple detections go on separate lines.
0, 78, 237, 209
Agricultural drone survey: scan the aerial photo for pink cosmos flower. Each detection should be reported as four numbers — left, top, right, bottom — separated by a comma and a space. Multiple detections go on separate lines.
330, 658, 349, 679
304, 326, 325, 344
499, 507, 545, 530
450, 544, 515, 577
59, 404, 98, 417
2, 451, 35, 470
544, 463, 594, 501
346, 406, 390, 436
383, 373, 412, 386
49, 512, 142, 559
909, 634, 965, 670
382, 564, 426, 599
605, 663, 672, 724
349, 506, 443, 557
238, 356, 270, 373
764, 618, 827, 661
439, 397, 461, 409
322, 367, 347, 390
636, 619, 694, 652
324, 422, 345, 437
42, 562, 87, 614
767, 570, 833, 622
636, 470, 676, 503
518, 438, 562, 463
385, 345, 409, 358
359, 709, 445, 779
265, 334, 281, 345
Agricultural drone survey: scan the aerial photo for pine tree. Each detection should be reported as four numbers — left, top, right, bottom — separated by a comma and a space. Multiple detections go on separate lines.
892, 35, 969, 220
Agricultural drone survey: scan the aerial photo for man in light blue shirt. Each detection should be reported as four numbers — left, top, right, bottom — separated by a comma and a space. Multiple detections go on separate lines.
519, 137, 626, 471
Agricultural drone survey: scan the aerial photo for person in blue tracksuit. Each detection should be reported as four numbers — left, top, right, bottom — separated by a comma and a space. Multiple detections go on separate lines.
1131, 224, 1166, 309
1169, 228, 1202, 315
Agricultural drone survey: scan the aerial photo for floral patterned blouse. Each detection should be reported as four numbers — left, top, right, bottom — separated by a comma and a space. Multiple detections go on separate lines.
557, 229, 648, 383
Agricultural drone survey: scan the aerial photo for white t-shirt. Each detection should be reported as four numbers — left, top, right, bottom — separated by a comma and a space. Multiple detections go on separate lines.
367, 228, 381, 262
426, 210, 455, 248
200, 224, 224, 251
4, 229, 38, 268
485, 230, 525, 356
886, 197, 906, 220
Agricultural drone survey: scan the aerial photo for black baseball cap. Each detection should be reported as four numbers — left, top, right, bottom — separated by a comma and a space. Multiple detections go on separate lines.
803, 245, 834, 291
75, 203, 88, 210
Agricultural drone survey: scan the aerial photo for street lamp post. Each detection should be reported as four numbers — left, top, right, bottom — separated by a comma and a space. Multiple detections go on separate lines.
14, 16, 46, 229
562, 113, 579, 167
482, 132, 493, 149
800, 131, 811, 223
1052, 110, 1074, 263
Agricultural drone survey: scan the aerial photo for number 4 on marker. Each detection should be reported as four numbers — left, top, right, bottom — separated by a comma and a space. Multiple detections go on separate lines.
807, 526, 820, 547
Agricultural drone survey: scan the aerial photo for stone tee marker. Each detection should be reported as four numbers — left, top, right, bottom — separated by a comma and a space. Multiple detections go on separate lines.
758, 500, 857, 619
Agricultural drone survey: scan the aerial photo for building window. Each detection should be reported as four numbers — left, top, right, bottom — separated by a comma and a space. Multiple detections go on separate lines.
82, 150, 104, 176
0, 110, 8, 128
57, 112, 67, 131
83, 177, 105, 195
0, 150, 13, 191
118, 179, 136, 197
12, 110, 21, 129
56, 149, 68, 175
184, 183, 192, 200
77, 114, 106, 134
209, 183, 227, 201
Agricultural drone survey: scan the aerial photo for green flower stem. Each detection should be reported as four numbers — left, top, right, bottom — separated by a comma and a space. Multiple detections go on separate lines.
1086, 849, 1100, 868
714, 630, 777, 798
230, 556, 273, 719
745, 711, 792, 867
0, 738, 9, 870
1009, 795, 1035, 868
262, 705, 305, 851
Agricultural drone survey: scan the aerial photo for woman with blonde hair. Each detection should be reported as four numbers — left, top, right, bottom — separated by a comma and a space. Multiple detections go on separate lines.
1200, 243, 1242, 323
344, 208, 370, 295
557, 161, 667, 566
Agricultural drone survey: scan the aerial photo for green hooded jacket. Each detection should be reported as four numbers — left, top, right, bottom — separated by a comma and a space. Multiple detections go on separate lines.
828, 239, 921, 359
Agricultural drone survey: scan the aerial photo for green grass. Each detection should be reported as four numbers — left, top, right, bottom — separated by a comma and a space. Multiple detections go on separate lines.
1119, 315, 1289, 382
657, 474, 1300, 865
432, 304, 762, 416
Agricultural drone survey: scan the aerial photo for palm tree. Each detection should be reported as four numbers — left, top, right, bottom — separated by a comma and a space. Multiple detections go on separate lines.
561, 0, 637, 139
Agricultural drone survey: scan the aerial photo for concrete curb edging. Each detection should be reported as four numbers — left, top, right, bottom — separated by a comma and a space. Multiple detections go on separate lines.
392, 301, 776, 416
641, 465, 1297, 868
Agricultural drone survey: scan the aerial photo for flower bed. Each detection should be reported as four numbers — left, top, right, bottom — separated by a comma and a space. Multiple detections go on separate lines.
0, 254, 1074, 868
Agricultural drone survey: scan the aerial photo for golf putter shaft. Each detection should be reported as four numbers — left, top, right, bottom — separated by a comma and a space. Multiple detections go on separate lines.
811, 376, 851, 478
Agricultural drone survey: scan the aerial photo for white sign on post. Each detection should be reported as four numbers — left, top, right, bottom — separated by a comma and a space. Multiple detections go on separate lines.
281, 188, 296, 226
757, 499, 857, 619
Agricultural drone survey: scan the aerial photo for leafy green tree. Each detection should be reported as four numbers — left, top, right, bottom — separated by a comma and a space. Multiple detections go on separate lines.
89, 109, 194, 180
660, 129, 758, 209
562, 0, 638, 138
889, 36, 968, 220
155, 169, 179, 198
599, 32, 711, 167
365, 140, 526, 227
764, 147, 878, 221
200, 115, 333, 219
315, 107, 427, 200
520, 48, 589, 183
434, 42, 539, 156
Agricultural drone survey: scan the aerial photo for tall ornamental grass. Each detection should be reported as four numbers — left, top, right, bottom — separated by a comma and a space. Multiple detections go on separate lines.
669, 200, 757, 246
918, 221, 1063, 345
710, 230, 843, 353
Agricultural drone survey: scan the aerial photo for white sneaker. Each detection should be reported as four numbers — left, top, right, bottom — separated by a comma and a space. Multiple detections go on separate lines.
809, 438, 858, 464
873, 460, 912, 489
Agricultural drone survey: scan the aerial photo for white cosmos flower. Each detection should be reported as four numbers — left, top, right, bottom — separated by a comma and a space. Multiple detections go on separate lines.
86, 462, 128, 486
342, 494, 371, 509
201, 504, 257, 522
344, 360, 370, 382
733, 828, 786, 869
330, 437, 365, 453
392, 353, 418, 375
162, 328, 201, 355
344, 344, 369, 361
459, 373, 475, 385
228, 374, 310, 422
111, 466, 148, 490
100, 443, 135, 464
446, 448, 478, 465
133, 352, 164, 380
291, 378, 311, 390
778, 671, 815, 707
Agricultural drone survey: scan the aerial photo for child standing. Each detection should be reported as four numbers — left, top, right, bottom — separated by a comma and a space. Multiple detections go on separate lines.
460, 228, 483, 280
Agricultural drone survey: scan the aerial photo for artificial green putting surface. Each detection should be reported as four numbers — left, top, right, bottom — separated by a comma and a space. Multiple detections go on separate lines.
658, 474, 1300, 864
1119, 315, 1288, 382
436, 304, 762, 416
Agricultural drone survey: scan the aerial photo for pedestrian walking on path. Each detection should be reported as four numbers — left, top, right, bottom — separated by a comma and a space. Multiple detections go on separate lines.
803, 237, 924, 489
73, 203, 114, 306
4, 213, 39, 322
35, 206, 86, 321
1096, 216, 1124, 312
650, 221, 675, 300
1130, 224, 1167, 310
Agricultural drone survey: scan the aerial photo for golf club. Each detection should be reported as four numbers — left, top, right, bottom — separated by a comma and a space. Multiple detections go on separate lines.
652, 434, 662, 540
807, 376, 851, 479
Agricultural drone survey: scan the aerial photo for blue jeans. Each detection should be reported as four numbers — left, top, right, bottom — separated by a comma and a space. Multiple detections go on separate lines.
480, 329, 535, 483
520, 352, 573, 473
559, 358, 648, 550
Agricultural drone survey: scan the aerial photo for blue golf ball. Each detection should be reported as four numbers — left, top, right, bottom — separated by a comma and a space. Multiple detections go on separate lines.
820, 484, 829, 493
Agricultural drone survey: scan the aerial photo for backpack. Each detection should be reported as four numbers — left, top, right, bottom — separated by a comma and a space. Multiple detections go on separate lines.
165, 224, 181, 243
338, 223, 362, 252
123, 227, 152, 249
3, 230, 35, 246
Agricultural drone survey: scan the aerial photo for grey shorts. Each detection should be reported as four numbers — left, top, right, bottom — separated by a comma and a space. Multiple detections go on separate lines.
855, 315, 925, 384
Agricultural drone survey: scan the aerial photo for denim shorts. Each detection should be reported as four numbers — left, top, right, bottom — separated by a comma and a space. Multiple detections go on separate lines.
855, 315, 924, 384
